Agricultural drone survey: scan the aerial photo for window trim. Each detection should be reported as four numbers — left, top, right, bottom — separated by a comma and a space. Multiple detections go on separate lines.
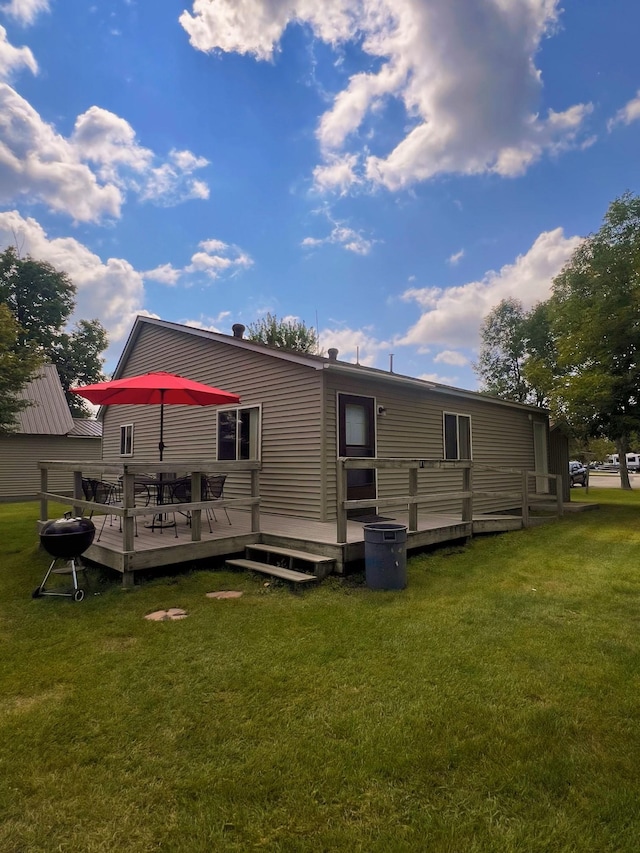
216, 404, 261, 462
442, 411, 472, 461
119, 423, 134, 457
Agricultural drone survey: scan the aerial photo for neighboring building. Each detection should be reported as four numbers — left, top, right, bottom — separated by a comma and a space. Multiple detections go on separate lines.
0, 364, 102, 501
95, 316, 561, 521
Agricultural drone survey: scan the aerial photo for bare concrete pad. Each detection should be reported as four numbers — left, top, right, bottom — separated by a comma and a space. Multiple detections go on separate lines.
206, 591, 243, 599
144, 608, 188, 621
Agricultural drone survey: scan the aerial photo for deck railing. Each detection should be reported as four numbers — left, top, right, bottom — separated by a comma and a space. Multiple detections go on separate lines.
37, 459, 261, 551
336, 457, 563, 543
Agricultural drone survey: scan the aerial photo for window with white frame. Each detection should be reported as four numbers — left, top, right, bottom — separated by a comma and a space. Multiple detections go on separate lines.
443, 412, 472, 460
217, 406, 260, 461
120, 423, 134, 456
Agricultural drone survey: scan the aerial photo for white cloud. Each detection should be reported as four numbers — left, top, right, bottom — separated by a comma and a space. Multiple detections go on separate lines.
448, 249, 464, 266
1, 0, 49, 26
0, 210, 147, 349
319, 325, 389, 366
184, 311, 232, 332
142, 263, 182, 285
608, 90, 640, 130
0, 85, 210, 221
302, 208, 375, 254
143, 239, 253, 285
0, 84, 122, 222
434, 349, 468, 367
419, 372, 459, 385
180, 0, 592, 191
180, 0, 354, 61
398, 227, 582, 349
0, 25, 37, 80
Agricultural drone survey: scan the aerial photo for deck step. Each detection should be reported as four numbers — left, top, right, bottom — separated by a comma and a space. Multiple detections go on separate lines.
225, 558, 318, 584
245, 544, 335, 579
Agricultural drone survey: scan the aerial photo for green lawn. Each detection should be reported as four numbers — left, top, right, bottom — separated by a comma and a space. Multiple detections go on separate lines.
2, 490, 640, 852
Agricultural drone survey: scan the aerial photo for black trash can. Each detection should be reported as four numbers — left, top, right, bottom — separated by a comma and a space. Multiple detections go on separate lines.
363, 523, 408, 590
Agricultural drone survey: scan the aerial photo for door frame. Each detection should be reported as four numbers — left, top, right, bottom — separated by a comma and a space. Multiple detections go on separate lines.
337, 392, 377, 510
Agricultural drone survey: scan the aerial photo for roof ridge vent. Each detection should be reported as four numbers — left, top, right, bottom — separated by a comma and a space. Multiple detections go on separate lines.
327, 348, 339, 361
232, 323, 245, 339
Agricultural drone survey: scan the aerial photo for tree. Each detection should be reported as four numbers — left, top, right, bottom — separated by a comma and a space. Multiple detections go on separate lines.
246, 313, 319, 353
474, 298, 549, 405
546, 192, 640, 489
0, 246, 108, 417
52, 319, 109, 417
0, 304, 43, 433
0, 246, 75, 352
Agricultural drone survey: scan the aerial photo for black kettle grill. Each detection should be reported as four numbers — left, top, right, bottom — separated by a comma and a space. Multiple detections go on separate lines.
34, 513, 96, 602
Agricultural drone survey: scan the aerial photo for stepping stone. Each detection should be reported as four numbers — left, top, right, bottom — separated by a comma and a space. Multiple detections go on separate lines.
144, 608, 188, 621
206, 591, 243, 599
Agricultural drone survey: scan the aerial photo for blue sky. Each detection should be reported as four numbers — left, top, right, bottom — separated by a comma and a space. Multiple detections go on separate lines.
1, 0, 639, 389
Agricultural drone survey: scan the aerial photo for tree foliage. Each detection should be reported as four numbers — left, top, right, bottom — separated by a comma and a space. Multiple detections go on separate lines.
545, 192, 640, 488
475, 193, 640, 489
0, 246, 108, 417
474, 298, 549, 405
246, 313, 319, 353
0, 304, 43, 433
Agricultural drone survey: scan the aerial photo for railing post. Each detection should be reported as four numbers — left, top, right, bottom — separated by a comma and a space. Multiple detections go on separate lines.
40, 466, 48, 524
462, 463, 473, 523
408, 465, 418, 531
191, 471, 202, 541
556, 475, 564, 517
121, 472, 135, 552
521, 470, 530, 527
251, 467, 260, 532
73, 470, 83, 517
336, 459, 347, 543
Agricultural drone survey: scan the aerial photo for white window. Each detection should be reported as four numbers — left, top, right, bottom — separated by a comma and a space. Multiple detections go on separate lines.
217, 406, 260, 461
443, 412, 472, 460
120, 423, 134, 456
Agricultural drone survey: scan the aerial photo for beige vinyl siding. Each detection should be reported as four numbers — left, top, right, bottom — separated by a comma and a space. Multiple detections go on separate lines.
0, 436, 101, 501
102, 323, 325, 518
323, 372, 544, 519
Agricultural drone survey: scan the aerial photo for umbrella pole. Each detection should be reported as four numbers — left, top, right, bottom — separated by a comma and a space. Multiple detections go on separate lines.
148, 395, 176, 532
159, 396, 165, 461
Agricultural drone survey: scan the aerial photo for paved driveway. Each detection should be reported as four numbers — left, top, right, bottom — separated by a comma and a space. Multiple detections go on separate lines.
579, 471, 638, 489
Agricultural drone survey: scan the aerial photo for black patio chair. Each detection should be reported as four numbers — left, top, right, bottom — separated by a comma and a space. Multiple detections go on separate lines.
203, 474, 231, 525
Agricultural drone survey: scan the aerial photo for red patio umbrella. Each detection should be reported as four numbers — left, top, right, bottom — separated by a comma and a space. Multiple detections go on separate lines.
71, 371, 240, 460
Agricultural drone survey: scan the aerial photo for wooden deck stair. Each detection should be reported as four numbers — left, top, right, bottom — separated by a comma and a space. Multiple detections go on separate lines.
226, 544, 336, 586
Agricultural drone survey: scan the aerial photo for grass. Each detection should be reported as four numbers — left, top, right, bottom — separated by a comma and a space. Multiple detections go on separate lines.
2, 490, 640, 851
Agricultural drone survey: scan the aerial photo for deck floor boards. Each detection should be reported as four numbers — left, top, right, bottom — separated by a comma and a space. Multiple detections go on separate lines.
81, 506, 523, 579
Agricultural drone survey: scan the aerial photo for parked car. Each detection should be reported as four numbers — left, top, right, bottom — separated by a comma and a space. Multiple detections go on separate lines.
569, 461, 587, 487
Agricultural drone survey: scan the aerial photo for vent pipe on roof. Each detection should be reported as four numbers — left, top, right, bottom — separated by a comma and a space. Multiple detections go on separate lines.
328, 348, 339, 361
389, 353, 394, 373
232, 323, 245, 339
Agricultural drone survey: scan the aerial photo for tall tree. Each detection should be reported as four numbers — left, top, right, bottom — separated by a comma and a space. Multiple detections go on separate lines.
0, 304, 43, 433
474, 298, 544, 404
547, 192, 640, 489
246, 313, 319, 353
0, 246, 75, 352
52, 319, 109, 417
0, 246, 108, 417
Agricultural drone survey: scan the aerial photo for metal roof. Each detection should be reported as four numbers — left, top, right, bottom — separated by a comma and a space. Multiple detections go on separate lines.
15, 364, 74, 435
68, 418, 102, 438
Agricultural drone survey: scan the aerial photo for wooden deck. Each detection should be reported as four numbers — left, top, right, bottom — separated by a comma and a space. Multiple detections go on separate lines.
81, 507, 525, 585
37, 457, 562, 587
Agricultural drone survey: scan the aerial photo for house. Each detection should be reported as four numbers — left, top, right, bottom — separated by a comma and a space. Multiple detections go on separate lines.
0, 364, 102, 501
96, 316, 561, 522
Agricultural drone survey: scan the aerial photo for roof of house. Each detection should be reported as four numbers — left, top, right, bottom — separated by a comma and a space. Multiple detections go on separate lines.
115, 315, 548, 416
14, 364, 102, 437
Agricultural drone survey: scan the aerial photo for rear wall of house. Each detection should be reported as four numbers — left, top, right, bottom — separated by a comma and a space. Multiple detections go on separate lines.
0, 436, 102, 501
323, 372, 545, 520
101, 324, 326, 518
